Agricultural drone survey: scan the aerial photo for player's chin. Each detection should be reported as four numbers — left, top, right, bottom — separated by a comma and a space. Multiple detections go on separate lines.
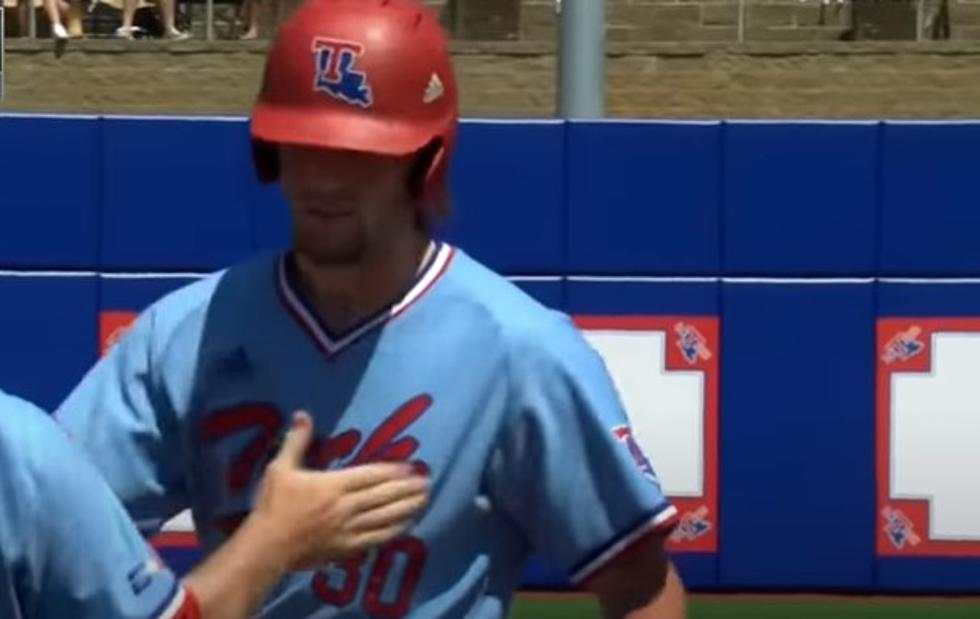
295, 224, 366, 265
297, 239, 367, 267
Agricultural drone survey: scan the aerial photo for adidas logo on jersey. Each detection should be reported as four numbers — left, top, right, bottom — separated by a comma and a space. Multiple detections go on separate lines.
209, 347, 253, 380
127, 555, 163, 595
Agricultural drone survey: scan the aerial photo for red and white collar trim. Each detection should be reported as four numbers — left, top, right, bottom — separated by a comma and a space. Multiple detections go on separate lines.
277, 243, 455, 357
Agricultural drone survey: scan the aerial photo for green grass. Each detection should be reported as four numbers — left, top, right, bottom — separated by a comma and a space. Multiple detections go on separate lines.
509, 596, 980, 619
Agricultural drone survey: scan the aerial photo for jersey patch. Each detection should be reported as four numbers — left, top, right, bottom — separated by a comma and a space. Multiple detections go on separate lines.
612, 425, 658, 483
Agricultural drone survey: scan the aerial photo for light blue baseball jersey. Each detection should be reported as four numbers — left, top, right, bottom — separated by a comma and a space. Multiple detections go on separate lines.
55, 243, 678, 619
0, 390, 195, 619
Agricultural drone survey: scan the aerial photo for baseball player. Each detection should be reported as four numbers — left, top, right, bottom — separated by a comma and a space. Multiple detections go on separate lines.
0, 389, 428, 619
54, 0, 687, 617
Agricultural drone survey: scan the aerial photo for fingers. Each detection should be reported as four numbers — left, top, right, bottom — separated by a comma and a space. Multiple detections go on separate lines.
348, 522, 417, 551
346, 475, 429, 514
335, 462, 417, 492
346, 492, 428, 533
273, 411, 314, 468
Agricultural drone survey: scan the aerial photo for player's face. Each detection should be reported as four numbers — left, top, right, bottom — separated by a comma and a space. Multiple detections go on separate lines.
279, 145, 417, 266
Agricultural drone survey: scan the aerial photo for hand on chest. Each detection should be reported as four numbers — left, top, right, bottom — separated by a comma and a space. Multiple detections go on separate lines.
197, 393, 436, 496
189, 341, 507, 538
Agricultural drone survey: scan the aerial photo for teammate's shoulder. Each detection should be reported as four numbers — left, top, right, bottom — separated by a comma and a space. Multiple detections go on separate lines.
0, 390, 68, 472
0, 389, 47, 437
0, 391, 55, 536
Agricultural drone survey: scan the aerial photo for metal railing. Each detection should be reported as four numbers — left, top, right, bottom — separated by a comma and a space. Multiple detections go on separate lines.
4, 0, 961, 43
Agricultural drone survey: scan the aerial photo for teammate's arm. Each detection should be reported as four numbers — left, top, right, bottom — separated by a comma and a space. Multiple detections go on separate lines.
23, 403, 425, 619
25, 399, 196, 619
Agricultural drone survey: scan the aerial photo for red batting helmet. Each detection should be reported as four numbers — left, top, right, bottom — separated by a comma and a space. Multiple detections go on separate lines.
250, 0, 459, 207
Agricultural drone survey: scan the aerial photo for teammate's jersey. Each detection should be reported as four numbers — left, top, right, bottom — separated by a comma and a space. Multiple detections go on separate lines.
55, 243, 677, 619
0, 390, 195, 619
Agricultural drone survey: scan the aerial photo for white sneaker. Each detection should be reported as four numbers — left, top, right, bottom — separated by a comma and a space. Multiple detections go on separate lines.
115, 26, 144, 39
52, 23, 69, 40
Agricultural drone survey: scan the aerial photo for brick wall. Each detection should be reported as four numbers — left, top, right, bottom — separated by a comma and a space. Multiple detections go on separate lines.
4, 39, 980, 118
431, 0, 980, 43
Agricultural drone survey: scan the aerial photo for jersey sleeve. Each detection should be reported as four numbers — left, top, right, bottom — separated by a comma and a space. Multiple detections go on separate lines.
35, 435, 199, 619
0, 395, 199, 619
487, 313, 678, 586
54, 278, 216, 534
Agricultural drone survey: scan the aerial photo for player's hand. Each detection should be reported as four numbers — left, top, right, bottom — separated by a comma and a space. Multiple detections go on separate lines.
251, 411, 430, 570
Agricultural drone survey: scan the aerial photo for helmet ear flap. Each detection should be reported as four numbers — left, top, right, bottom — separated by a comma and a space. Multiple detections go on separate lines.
408, 137, 452, 228
408, 138, 444, 199
252, 139, 281, 184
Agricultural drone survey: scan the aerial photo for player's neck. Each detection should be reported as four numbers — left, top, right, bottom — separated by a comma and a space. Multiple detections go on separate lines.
292, 233, 434, 336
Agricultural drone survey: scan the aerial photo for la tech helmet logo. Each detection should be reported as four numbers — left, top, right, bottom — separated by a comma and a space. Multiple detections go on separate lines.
312, 37, 373, 108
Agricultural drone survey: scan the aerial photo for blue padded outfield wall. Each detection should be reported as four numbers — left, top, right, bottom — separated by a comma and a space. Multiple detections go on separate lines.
3, 114, 980, 594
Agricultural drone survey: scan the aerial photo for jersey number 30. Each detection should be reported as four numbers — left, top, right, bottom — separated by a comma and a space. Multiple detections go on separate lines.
313, 536, 427, 618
